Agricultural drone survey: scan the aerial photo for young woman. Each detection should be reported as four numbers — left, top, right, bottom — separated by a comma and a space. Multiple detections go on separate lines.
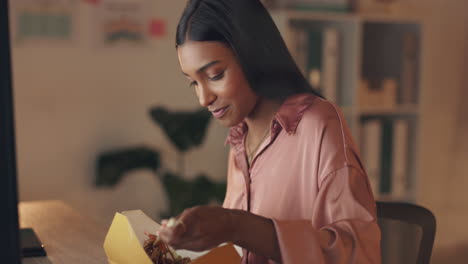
159, 0, 381, 263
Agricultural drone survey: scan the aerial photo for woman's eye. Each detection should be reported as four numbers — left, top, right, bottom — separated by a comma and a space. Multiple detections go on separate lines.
208, 72, 224, 81
189, 80, 197, 88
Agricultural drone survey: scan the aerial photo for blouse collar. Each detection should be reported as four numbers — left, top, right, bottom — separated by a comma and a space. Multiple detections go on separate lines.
225, 93, 317, 146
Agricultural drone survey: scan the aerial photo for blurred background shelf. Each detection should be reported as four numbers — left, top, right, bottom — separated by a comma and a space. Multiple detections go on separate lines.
271, 8, 423, 203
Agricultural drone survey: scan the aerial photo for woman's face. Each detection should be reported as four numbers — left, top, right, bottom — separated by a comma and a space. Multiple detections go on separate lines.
177, 40, 259, 127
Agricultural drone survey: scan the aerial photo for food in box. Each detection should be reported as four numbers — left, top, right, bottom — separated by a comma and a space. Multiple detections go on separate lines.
103, 210, 241, 264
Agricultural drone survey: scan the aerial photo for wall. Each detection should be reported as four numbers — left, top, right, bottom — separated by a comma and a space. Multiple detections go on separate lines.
403, 0, 468, 262
432, 15, 468, 262
11, 1, 229, 225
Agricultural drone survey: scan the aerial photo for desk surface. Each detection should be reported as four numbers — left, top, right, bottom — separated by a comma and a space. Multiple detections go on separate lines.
19, 200, 108, 264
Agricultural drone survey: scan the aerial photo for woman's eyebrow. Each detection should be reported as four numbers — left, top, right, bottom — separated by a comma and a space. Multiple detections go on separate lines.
182, 60, 221, 76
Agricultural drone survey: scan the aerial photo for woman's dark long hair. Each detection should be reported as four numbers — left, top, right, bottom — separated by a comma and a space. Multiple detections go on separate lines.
176, 0, 322, 100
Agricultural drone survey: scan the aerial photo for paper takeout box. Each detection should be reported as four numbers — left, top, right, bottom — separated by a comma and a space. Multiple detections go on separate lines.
103, 210, 242, 264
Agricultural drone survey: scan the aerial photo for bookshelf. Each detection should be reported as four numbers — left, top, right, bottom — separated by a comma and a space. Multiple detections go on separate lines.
271, 9, 423, 203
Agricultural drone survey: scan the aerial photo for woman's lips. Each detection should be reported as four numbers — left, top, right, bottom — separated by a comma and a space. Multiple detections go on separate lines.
211, 105, 229, 119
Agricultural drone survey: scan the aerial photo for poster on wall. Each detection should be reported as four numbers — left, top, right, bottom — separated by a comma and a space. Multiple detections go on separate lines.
9, 0, 78, 46
92, 0, 152, 48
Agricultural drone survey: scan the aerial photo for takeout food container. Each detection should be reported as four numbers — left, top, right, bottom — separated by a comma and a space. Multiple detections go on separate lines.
103, 210, 241, 264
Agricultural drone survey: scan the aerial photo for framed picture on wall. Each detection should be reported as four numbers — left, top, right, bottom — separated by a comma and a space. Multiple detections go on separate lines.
9, 0, 79, 46
91, 0, 152, 48
286, 0, 354, 12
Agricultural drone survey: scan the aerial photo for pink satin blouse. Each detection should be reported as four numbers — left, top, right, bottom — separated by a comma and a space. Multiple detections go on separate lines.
223, 93, 381, 264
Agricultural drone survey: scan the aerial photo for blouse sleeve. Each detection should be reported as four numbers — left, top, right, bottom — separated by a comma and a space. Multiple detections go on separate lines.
272, 165, 381, 264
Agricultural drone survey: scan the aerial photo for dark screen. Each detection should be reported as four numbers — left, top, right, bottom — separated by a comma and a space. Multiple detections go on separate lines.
0, 0, 22, 263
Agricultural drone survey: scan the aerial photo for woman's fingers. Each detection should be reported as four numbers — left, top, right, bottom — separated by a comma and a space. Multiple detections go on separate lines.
158, 206, 231, 251
159, 212, 196, 247
159, 221, 186, 243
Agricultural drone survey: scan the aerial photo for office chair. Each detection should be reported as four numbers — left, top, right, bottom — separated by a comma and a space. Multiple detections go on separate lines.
376, 201, 436, 264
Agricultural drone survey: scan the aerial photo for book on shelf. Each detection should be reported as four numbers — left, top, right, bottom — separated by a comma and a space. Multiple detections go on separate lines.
391, 119, 409, 198
301, 27, 339, 103
306, 29, 323, 93
321, 28, 339, 103
379, 119, 393, 194
360, 119, 382, 197
293, 28, 309, 78
400, 31, 419, 105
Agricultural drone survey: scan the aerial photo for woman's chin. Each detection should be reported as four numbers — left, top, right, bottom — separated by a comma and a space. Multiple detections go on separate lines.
218, 115, 243, 128
219, 119, 237, 128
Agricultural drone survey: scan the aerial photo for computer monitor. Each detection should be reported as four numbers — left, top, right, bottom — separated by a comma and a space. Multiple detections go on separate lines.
0, 0, 22, 263
1, 2, 48, 262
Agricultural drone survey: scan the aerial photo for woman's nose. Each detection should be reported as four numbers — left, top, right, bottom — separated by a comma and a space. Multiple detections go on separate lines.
197, 85, 216, 107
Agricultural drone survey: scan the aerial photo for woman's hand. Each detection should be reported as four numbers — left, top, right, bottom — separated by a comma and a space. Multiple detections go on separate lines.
158, 206, 235, 252
159, 206, 282, 262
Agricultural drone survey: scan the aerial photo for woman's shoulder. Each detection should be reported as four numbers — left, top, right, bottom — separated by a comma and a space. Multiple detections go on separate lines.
298, 95, 358, 153
297, 95, 364, 176
299, 95, 347, 129
275, 92, 349, 137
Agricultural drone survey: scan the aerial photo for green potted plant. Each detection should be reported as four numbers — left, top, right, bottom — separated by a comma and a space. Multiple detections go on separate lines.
96, 106, 226, 219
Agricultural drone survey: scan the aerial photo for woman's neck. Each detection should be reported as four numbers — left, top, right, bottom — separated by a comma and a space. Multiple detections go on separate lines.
244, 97, 282, 141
